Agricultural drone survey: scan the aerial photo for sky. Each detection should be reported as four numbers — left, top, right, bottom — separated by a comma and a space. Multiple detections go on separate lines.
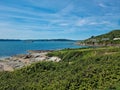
0, 0, 120, 40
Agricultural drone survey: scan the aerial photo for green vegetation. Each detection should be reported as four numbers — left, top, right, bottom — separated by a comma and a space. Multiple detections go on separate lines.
0, 46, 120, 89
81, 30, 120, 46
91, 30, 120, 40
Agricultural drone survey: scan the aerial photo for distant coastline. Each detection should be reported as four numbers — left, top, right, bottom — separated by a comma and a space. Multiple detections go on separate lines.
0, 39, 76, 42
0, 39, 21, 41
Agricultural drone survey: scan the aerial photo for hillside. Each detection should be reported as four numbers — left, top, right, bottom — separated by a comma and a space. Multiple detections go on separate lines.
0, 47, 120, 89
80, 30, 120, 46
91, 30, 120, 40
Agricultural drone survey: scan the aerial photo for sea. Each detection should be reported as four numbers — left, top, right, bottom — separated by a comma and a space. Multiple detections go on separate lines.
0, 41, 86, 57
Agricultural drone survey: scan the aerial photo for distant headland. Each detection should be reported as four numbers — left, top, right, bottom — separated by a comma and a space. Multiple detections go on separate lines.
77, 30, 120, 46
0, 39, 76, 42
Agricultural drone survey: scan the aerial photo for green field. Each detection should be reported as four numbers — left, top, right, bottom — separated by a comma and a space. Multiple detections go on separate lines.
0, 46, 120, 90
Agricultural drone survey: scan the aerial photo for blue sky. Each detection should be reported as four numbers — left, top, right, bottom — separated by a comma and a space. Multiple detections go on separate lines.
0, 0, 120, 40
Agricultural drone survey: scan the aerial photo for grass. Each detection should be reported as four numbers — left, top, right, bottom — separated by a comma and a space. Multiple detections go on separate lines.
0, 46, 120, 90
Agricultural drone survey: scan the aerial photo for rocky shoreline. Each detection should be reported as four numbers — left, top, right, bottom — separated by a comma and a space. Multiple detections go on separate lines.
76, 41, 120, 47
0, 50, 61, 72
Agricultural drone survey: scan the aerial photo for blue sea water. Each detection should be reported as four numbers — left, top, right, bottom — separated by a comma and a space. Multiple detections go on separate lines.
0, 41, 85, 57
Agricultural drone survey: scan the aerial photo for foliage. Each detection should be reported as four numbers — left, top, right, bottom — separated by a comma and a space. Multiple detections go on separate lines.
89, 30, 120, 40
0, 46, 120, 89
83, 30, 120, 45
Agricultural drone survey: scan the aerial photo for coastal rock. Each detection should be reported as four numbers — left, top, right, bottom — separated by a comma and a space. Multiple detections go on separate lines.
0, 50, 61, 71
48, 57, 61, 62
0, 62, 14, 71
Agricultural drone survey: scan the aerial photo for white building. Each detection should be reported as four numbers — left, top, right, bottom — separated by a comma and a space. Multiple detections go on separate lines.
113, 38, 120, 40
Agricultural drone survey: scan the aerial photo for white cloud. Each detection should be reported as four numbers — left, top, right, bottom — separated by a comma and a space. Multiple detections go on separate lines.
27, 0, 72, 12
0, 0, 120, 39
99, 3, 106, 8
89, 21, 110, 25
58, 23, 69, 26
76, 19, 88, 26
75, 16, 118, 27
99, 3, 107, 8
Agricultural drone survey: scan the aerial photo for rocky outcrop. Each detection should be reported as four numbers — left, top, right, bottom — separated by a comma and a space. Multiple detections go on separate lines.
0, 50, 61, 71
